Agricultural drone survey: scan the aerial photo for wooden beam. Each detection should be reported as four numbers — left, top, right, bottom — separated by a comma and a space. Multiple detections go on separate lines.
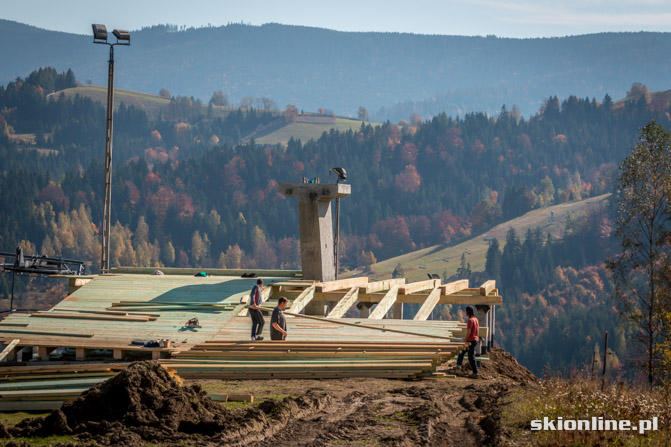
399, 279, 441, 295
440, 295, 502, 305
0, 329, 93, 338
479, 280, 496, 296
30, 312, 155, 322
368, 286, 400, 319
253, 305, 460, 341
0, 339, 19, 362
326, 287, 359, 318
287, 285, 317, 313
317, 277, 368, 293
440, 279, 469, 296
413, 288, 442, 321
110, 267, 302, 277
359, 278, 406, 294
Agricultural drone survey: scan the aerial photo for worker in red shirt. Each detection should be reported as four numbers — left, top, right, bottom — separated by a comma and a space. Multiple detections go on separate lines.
456, 306, 479, 378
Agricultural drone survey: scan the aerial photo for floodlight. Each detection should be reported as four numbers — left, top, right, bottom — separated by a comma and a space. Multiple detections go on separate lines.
92, 24, 108, 42
112, 29, 131, 43
332, 167, 347, 183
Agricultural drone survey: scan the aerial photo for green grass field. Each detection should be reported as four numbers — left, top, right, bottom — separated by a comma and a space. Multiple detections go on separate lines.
347, 193, 611, 282
255, 117, 378, 146
48, 85, 235, 120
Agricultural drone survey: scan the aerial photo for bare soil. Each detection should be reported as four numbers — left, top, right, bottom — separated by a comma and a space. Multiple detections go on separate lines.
3, 348, 537, 446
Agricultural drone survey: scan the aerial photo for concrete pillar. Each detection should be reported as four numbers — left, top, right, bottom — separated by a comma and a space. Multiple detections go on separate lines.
358, 302, 373, 318
278, 183, 351, 282
305, 300, 328, 316
393, 302, 403, 319
475, 305, 490, 355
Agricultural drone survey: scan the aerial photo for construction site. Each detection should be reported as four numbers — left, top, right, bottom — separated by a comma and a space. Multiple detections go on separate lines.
0, 181, 530, 446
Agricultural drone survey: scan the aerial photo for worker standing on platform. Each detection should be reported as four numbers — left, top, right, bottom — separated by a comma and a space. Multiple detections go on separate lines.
271, 296, 289, 340
248, 279, 265, 341
456, 306, 479, 379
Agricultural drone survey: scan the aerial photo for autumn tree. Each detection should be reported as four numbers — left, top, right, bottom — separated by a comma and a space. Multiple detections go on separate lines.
159, 88, 171, 99
607, 121, 671, 385
284, 104, 298, 123
209, 90, 228, 106
261, 97, 277, 110
357, 106, 368, 121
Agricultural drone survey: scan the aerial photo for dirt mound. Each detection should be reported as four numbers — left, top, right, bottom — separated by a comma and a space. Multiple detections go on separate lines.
9, 361, 334, 446
11, 361, 231, 443
480, 348, 538, 384
447, 347, 538, 385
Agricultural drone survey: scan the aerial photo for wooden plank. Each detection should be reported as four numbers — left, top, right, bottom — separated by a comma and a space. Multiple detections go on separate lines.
0, 340, 19, 362
399, 279, 440, 295
368, 286, 400, 320
0, 329, 93, 338
440, 279, 469, 296
479, 280, 496, 296
413, 288, 442, 321
287, 285, 317, 314
317, 277, 368, 293
254, 306, 459, 341
440, 295, 502, 305
326, 287, 359, 318
31, 312, 154, 322
360, 278, 406, 294
110, 267, 302, 277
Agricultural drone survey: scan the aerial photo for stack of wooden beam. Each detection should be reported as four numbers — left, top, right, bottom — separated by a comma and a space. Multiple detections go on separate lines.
161, 340, 467, 379
0, 363, 126, 411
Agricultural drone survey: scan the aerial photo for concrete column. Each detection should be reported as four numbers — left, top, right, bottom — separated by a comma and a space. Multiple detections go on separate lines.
305, 300, 328, 316
278, 183, 351, 282
393, 302, 403, 319
358, 302, 373, 318
475, 305, 490, 355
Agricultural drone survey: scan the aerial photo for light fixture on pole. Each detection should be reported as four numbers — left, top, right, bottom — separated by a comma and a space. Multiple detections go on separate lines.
330, 167, 347, 280
92, 24, 130, 274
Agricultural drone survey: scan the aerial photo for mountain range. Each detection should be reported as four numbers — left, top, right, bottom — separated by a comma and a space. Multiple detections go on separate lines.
4, 19, 671, 120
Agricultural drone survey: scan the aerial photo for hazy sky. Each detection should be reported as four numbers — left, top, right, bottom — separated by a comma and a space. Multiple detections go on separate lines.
4, 0, 671, 38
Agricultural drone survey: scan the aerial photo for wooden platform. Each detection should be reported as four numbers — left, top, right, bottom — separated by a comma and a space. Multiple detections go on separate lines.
0, 271, 501, 386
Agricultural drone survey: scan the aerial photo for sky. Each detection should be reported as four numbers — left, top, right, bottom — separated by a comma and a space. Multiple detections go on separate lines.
4, 0, 671, 38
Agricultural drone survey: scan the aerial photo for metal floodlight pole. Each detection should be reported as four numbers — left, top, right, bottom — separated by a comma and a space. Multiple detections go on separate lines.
100, 43, 115, 274
92, 25, 130, 274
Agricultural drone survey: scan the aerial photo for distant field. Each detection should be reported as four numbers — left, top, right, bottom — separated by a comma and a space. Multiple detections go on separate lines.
255, 117, 378, 146
48, 86, 235, 119
346, 193, 611, 282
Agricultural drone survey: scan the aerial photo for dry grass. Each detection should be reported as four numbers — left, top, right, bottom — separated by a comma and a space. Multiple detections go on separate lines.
351, 193, 611, 282
503, 374, 671, 446
255, 117, 379, 146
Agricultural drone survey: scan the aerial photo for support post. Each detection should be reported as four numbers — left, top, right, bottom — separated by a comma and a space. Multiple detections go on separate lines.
601, 331, 608, 390
475, 304, 490, 355
278, 183, 350, 282
10, 269, 15, 312
357, 302, 372, 318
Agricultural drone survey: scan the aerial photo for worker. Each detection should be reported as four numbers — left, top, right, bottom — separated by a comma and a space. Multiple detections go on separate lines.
456, 306, 479, 379
248, 279, 265, 341
270, 296, 289, 340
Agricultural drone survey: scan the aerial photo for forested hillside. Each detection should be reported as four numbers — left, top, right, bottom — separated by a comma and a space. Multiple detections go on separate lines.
3, 19, 671, 117
1, 67, 669, 374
